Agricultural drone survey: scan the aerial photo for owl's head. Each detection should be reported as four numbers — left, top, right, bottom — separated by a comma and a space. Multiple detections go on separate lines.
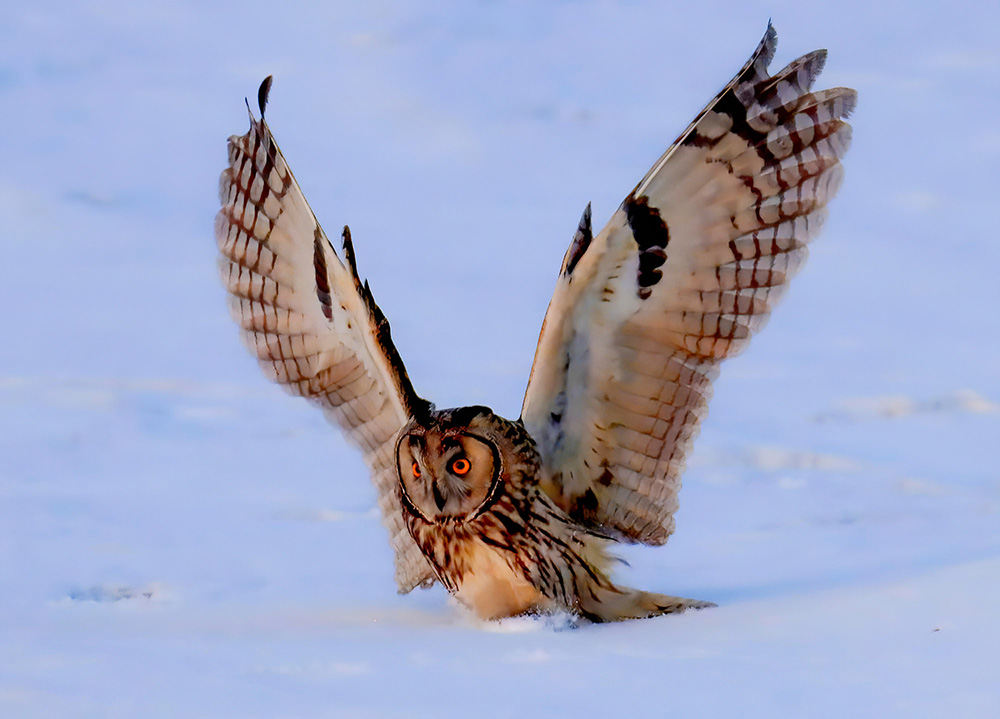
395, 405, 537, 523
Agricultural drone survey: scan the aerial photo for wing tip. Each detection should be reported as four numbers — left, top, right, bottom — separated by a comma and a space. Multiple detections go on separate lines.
562, 201, 594, 277
341, 225, 363, 290
258, 75, 274, 118
838, 87, 859, 119
761, 20, 778, 64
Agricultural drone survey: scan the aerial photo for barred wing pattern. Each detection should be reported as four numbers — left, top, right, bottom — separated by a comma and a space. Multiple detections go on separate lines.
521, 25, 855, 544
214, 86, 435, 592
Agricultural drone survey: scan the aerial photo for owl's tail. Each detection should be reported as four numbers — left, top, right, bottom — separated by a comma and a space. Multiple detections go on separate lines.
574, 582, 716, 622
568, 537, 715, 622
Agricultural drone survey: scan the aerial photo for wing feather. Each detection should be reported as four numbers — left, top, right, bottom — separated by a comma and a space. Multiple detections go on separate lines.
215, 86, 435, 591
521, 24, 855, 544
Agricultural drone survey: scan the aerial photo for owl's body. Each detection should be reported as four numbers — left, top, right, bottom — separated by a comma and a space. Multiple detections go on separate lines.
215, 25, 855, 621
399, 407, 566, 620
396, 406, 710, 620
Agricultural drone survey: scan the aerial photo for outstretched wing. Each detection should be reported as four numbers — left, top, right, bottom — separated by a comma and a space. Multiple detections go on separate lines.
214, 78, 435, 592
521, 25, 855, 544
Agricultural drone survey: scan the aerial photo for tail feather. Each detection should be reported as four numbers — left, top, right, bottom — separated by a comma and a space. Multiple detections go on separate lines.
564, 533, 715, 622
576, 583, 715, 622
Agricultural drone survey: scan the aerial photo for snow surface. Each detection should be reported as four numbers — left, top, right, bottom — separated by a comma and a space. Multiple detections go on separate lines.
2, 1, 999, 717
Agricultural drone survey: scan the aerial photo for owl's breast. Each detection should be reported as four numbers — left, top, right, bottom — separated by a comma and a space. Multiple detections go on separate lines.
402, 482, 553, 620
453, 540, 548, 620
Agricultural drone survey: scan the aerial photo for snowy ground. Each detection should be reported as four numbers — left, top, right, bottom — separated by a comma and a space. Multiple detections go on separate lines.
2, 1, 998, 717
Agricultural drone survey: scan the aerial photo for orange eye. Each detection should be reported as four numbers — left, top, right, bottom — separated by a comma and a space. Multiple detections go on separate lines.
450, 457, 471, 475
411, 462, 421, 478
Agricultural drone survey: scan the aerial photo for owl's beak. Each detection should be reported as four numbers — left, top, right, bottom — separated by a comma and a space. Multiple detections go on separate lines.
431, 478, 448, 512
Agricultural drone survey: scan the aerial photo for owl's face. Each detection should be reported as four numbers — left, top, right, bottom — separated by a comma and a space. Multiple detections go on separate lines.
395, 406, 509, 523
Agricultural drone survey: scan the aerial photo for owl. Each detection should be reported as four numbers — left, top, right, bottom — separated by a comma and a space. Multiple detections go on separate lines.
215, 24, 855, 622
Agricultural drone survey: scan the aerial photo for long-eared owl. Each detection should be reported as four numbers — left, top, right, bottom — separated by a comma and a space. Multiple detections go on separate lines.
214, 24, 855, 622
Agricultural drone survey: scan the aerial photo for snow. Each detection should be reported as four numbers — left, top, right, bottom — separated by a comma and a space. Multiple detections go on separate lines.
2, 1, 998, 717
